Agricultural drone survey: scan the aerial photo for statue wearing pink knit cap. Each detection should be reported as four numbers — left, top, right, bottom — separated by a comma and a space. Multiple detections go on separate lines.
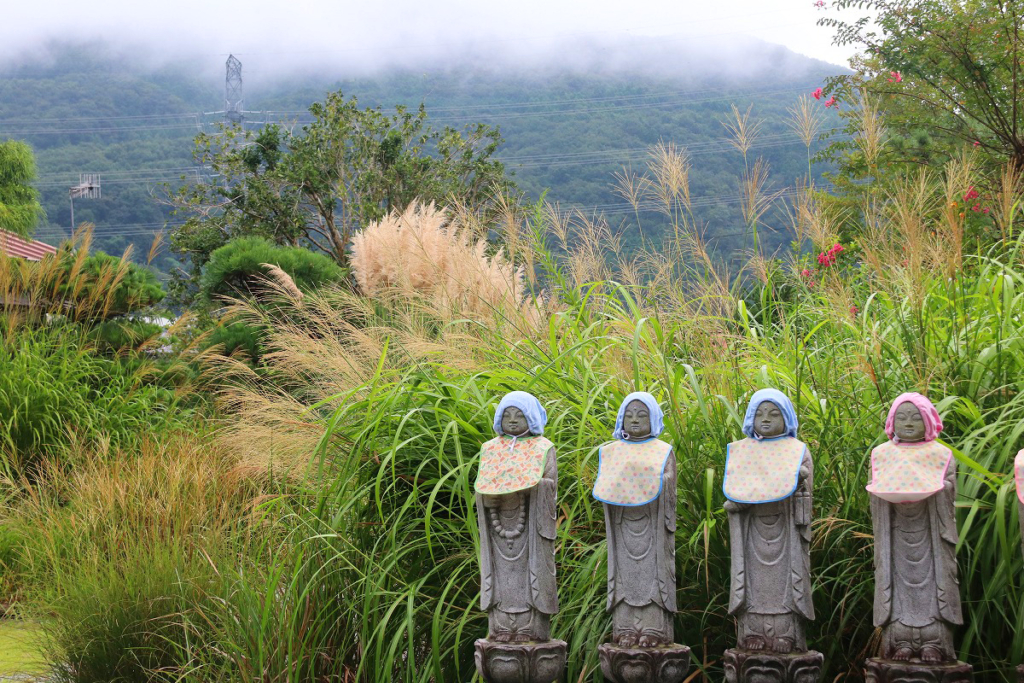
864, 393, 971, 679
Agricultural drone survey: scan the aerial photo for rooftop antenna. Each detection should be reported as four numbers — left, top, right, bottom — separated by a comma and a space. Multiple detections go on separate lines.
225, 55, 244, 125
69, 174, 101, 230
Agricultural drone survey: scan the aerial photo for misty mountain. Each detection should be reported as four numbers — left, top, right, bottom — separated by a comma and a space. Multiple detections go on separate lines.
0, 41, 845, 275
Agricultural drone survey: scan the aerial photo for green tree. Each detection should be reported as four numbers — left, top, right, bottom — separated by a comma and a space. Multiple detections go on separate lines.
49, 249, 167, 353
820, 0, 1024, 172
169, 92, 513, 304
200, 237, 348, 363
57, 250, 165, 318
0, 140, 44, 236
199, 236, 346, 304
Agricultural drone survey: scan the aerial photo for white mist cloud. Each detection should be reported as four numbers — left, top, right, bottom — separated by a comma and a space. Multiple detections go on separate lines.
1, 0, 864, 74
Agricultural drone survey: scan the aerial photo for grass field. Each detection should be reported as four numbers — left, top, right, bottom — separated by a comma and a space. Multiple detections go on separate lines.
0, 621, 47, 678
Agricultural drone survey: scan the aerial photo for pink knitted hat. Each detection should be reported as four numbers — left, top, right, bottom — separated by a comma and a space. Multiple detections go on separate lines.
884, 392, 943, 443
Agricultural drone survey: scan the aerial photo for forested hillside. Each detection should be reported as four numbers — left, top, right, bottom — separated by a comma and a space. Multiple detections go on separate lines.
0, 41, 844, 275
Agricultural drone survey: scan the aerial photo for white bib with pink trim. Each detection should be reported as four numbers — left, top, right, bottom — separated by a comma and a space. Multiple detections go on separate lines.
866, 441, 952, 503
593, 439, 673, 506
1015, 450, 1024, 505
723, 437, 805, 503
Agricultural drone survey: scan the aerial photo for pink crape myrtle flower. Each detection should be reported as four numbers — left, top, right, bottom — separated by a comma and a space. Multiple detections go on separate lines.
812, 87, 823, 100
850, 305, 860, 316
813, 0, 826, 8
816, 243, 845, 267
964, 186, 979, 201
887, 71, 902, 83
973, 141, 981, 147
825, 96, 837, 108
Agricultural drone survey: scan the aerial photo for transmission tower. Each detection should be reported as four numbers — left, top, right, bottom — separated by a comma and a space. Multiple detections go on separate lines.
225, 55, 243, 125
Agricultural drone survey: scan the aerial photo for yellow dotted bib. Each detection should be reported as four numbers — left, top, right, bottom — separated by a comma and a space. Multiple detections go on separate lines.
723, 437, 805, 503
866, 440, 951, 503
592, 438, 673, 506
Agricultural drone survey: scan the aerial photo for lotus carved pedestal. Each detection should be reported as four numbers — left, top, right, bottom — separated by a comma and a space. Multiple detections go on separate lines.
723, 648, 823, 683
863, 658, 973, 683
474, 638, 566, 683
597, 643, 691, 683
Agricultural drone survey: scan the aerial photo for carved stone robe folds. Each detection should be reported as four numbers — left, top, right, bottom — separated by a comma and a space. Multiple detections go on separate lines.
601, 450, 677, 644
870, 461, 962, 659
477, 441, 558, 641
727, 449, 814, 651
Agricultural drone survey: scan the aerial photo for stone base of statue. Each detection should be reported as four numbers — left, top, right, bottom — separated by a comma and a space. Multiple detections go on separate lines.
863, 658, 973, 683
474, 638, 566, 683
723, 648, 823, 683
597, 642, 691, 683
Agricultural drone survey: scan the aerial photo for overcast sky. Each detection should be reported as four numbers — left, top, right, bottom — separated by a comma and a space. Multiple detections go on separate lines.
1, 0, 863, 72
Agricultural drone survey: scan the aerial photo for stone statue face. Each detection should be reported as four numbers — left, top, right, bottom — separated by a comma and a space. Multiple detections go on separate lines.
753, 400, 786, 438
621, 399, 652, 440
893, 401, 926, 442
501, 406, 531, 437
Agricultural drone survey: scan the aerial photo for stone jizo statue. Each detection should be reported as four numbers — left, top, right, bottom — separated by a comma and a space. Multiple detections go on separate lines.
723, 389, 814, 655
866, 393, 962, 664
593, 392, 677, 648
475, 391, 558, 643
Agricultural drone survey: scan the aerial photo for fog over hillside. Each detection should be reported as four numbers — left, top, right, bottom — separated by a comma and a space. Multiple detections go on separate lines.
0, 0, 860, 73
0, 33, 843, 89
0, 38, 845, 275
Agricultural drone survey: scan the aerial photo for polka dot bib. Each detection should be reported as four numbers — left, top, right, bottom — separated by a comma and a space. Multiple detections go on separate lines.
723, 437, 805, 503
1015, 450, 1024, 505
475, 435, 553, 495
592, 438, 673, 506
867, 440, 952, 503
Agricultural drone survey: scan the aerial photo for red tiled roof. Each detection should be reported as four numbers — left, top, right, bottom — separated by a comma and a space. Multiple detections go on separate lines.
0, 229, 58, 262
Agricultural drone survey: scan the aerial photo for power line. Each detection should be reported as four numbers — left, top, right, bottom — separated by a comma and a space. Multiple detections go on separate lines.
0, 122, 202, 136
500, 130, 821, 163
505, 134, 843, 169
263, 81, 825, 117
31, 127, 840, 186
0, 80, 826, 130
31, 179, 833, 242
30, 132, 841, 189
0, 112, 202, 125
35, 176, 204, 189
0, 83, 829, 137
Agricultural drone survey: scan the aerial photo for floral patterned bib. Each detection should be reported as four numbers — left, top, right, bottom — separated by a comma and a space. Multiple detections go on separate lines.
867, 440, 952, 504
723, 437, 805, 503
1015, 450, 1024, 505
475, 435, 553, 495
592, 438, 673, 506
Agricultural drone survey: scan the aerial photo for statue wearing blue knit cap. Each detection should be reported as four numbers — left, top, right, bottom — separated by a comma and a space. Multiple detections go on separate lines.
474, 392, 566, 683
722, 389, 821, 683
594, 393, 690, 683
